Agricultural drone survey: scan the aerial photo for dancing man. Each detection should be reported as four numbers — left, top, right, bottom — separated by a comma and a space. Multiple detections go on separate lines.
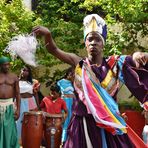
33, 14, 148, 148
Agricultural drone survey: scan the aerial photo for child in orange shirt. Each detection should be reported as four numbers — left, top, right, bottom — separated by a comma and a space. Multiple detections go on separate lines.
40, 83, 68, 118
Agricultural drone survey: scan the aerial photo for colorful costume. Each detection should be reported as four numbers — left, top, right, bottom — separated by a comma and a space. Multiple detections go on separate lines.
16, 80, 37, 139
0, 98, 19, 148
64, 55, 148, 148
64, 14, 148, 148
57, 79, 75, 143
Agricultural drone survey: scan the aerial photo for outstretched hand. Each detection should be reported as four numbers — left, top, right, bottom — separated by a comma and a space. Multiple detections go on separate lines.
132, 52, 148, 68
32, 26, 50, 37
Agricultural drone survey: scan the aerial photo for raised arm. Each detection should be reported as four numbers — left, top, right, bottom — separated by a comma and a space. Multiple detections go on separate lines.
32, 26, 81, 66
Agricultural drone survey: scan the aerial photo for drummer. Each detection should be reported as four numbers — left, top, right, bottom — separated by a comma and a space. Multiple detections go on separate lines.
40, 83, 68, 120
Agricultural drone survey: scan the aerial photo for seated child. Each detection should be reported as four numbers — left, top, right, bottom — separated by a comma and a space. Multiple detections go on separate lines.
40, 83, 68, 118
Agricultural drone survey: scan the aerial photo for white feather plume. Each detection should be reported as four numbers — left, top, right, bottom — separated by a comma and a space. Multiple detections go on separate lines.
4, 34, 38, 67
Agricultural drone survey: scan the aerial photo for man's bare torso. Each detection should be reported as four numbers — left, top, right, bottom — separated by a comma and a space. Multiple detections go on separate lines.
0, 73, 17, 99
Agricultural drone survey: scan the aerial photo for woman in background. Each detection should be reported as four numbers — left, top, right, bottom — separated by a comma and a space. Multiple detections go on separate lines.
16, 65, 40, 144
57, 67, 75, 145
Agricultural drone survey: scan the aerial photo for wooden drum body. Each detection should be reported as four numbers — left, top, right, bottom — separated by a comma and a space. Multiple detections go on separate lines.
22, 111, 43, 148
44, 113, 63, 148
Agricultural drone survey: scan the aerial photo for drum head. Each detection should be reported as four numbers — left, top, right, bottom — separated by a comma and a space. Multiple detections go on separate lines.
24, 111, 43, 115
43, 112, 63, 118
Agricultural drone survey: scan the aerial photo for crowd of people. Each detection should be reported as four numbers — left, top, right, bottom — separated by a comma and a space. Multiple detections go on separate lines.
0, 57, 75, 148
0, 13, 147, 148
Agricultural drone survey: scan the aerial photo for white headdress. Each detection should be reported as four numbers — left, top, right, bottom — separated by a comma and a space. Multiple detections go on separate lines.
83, 14, 107, 44
4, 34, 38, 67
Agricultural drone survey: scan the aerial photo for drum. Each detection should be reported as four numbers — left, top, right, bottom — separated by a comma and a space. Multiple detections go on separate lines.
44, 113, 63, 148
22, 111, 43, 148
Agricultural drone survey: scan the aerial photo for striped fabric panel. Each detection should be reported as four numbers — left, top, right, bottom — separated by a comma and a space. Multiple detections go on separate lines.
82, 65, 127, 135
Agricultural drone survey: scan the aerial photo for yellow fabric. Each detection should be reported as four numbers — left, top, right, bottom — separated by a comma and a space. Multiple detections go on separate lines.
75, 65, 82, 77
85, 17, 98, 35
101, 70, 113, 88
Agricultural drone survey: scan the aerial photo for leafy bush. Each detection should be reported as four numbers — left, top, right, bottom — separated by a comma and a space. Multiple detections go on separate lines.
0, 0, 42, 70
118, 98, 143, 112
0, 0, 147, 81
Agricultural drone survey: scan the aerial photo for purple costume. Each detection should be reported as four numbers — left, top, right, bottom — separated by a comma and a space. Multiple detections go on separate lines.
64, 55, 148, 148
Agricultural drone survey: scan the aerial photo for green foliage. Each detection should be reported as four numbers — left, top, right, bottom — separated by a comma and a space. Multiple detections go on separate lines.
0, 0, 42, 70
37, 0, 84, 51
37, 0, 147, 58
45, 69, 66, 87
118, 98, 143, 112
34, 0, 147, 80
78, 0, 148, 55
34, 0, 86, 67
0, 0, 147, 81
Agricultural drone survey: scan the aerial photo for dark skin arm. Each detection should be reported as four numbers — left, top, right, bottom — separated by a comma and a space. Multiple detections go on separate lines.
61, 100, 68, 121
33, 79, 41, 110
14, 76, 20, 120
63, 108, 68, 122
32, 26, 81, 67
33, 90, 40, 110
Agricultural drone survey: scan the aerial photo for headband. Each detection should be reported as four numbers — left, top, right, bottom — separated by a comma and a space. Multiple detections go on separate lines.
0, 56, 11, 65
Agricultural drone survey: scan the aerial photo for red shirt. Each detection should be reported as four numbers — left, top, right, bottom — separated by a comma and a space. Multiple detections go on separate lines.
40, 96, 67, 114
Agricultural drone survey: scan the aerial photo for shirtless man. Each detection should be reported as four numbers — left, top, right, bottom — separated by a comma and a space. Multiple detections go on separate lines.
0, 56, 20, 148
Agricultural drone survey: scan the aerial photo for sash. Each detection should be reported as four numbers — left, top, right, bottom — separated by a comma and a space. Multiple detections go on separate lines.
75, 57, 127, 135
